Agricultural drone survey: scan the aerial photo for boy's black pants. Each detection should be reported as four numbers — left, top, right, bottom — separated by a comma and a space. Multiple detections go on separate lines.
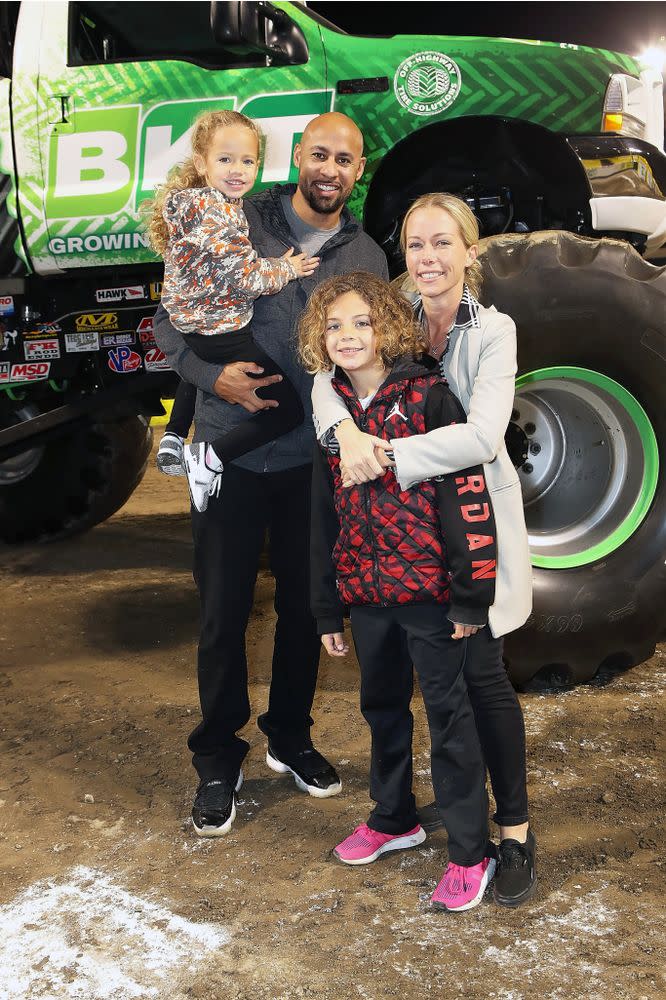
350, 603, 489, 867
188, 462, 321, 782
165, 326, 304, 459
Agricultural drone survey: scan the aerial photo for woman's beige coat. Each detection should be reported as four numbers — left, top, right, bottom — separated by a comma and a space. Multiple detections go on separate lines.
311, 298, 533, 638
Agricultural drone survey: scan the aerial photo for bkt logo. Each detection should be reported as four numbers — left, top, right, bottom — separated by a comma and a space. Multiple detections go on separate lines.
46, 91, 334, 219
107, 346, 142, 374
76, 312, 118, 331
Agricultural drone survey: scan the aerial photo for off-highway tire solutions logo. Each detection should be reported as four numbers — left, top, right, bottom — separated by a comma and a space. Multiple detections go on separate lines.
394, 51, 462, 117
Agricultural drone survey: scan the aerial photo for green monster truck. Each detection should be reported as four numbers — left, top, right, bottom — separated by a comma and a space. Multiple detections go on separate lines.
1, 1, 665, 685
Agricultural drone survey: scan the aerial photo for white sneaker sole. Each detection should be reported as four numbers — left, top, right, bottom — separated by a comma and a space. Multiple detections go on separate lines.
334, 827, 427, 866
156, 459, 185, 477
435, 858, 497, 912
266, 751, 342, 798
192, 770, 243, 838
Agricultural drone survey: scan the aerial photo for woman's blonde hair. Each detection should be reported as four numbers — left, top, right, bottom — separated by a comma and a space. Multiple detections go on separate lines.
399, 192, 483, 297
144, 110, 262, 256
298, 271, 429, 375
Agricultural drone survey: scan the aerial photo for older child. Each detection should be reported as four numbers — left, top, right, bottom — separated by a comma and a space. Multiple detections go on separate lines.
148, 110, 318, 512
300, 271, 498, 912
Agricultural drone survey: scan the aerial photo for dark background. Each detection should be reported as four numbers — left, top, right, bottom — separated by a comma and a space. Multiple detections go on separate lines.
309, 3, 666, 58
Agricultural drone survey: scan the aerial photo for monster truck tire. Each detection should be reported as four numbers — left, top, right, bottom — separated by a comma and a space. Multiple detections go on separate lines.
0, 413, 152, 544
478, 232, 666, 687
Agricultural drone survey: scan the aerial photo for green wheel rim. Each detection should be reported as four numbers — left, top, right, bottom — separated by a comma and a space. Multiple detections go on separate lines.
513, 367, 659, 569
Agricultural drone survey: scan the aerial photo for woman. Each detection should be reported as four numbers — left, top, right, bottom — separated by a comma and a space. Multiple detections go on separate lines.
311, 192, 536, 907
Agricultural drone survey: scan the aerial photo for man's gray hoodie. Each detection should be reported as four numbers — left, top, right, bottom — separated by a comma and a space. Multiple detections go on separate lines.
153, 183, 389, 474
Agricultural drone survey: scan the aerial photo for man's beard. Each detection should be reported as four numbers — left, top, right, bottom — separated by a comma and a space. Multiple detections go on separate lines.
298, 177, 351, 215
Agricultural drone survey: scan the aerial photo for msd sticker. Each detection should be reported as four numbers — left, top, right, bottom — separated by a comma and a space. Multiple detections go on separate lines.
0, 362, 9, 382
24, 338, 60, 361
107, 346, 142, 373
0, 296, 15, 315
144, 347, 170, 372
9, 361, 51, 382
96, 285, 145, 303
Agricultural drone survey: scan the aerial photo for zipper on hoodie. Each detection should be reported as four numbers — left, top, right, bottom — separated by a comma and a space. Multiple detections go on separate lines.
360, 407, 386, 607
263, 439, 276, 473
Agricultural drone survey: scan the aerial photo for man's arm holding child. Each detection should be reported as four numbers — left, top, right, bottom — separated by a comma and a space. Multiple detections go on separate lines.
153, 304, 283, 412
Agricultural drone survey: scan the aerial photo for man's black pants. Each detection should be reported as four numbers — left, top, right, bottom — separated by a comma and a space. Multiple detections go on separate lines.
350, 604, 489, 867
188, 462, 321, 782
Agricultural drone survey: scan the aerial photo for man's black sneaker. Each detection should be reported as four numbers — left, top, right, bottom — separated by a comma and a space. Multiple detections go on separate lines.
266, 744, 342, 798
191, 770, 243, 837
493, 828, 537, 907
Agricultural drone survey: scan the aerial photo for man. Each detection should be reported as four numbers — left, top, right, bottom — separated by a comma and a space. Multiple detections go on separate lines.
153, 112, 389, 836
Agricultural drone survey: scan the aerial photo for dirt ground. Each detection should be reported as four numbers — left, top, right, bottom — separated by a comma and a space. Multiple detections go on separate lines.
1, 442, 665, 1000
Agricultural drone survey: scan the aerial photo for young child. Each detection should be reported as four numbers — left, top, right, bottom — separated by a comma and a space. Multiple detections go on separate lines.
148, 110, 319, 511
300, 271, 499, 912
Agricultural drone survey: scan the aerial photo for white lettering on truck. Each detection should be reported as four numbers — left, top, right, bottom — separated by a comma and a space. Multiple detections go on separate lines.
54, 132, 131, 198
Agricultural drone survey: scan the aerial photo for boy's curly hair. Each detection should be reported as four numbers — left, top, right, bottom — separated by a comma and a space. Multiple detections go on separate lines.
143, 110, 262, 256
298, 271, 429, 374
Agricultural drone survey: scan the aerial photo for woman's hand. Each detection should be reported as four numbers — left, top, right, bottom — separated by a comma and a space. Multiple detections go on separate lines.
321, 633, 349, 657
336, 420, 395, 486
450, 622, 481, 640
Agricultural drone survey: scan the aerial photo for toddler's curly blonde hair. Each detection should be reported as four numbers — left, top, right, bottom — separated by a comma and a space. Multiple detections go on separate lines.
144, 110, 262, 256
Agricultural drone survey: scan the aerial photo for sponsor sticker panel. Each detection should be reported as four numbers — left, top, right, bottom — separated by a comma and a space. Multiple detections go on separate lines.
0, 296, 15, 316
144, 347, 170, 372
76, 311, 121, 333
137, 317, 155, 345
23, 322, 62, 339
24, 338, 60, 360
101, 332, 135, 348
65, 331, 99, 352
95, 285, 146, 303
0, 361, 52, 383
107, 346, 142, 373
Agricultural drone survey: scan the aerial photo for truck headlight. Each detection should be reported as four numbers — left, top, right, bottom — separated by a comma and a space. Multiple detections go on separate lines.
602, 69, 664, 151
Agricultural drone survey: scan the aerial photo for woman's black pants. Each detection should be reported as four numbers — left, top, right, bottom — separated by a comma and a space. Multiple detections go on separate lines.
464, 626, 529, 827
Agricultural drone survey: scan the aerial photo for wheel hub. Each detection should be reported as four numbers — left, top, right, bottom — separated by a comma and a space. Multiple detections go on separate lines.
513, 368, 658, 568
0, 406, 45, 485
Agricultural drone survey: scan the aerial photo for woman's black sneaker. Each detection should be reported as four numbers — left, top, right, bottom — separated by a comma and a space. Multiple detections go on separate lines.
191, 770, 243, 837
493, 828, 537, 907
266, 744, 342, 798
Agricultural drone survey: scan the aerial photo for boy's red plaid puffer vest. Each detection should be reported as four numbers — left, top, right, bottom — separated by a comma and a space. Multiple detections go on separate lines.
328, 372, 450, 608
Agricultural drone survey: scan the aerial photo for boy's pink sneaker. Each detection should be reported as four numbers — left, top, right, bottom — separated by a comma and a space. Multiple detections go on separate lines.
333, 822, 426, 865
431, 856, 497, 912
